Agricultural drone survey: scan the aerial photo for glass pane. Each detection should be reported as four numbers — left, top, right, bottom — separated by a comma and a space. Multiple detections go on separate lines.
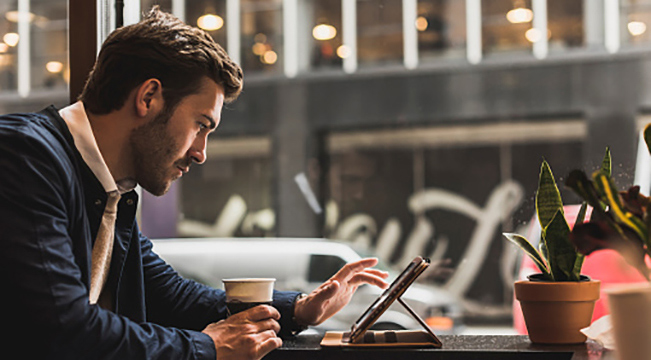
141, 0, 172, 13
482, 0, 533, 57
621, 0, 651, 46
309, 0, 343, 70
417, 0, 466, 61
30, 0, 68, 90
241, 0, 282, 74
357, 0, 403, 67
0, 0, 18, 92
547, 0, 584, 52
186, 0, 227, 48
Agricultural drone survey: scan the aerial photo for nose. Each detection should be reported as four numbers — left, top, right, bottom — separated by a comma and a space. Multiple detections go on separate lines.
189, 135, 207, 164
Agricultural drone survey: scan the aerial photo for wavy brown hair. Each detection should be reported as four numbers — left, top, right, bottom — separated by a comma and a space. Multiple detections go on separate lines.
80, 6, 243, 115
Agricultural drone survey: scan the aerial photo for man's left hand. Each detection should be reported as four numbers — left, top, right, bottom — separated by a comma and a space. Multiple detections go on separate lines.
293, 258, 389, 326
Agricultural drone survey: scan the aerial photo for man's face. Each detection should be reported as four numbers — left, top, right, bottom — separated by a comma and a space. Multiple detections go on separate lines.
129, 78, 224, 196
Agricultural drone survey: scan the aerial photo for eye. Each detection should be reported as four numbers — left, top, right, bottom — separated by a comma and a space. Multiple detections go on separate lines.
198, 122, 208, 131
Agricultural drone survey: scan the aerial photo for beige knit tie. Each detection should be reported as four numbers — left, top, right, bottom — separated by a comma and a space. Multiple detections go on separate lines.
89, 190, 120, 305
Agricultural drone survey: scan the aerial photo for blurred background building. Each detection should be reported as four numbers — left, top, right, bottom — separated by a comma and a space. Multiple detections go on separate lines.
2, 0, 651, 326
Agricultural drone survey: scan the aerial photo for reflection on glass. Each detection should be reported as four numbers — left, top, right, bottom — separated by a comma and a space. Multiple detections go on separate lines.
186, 0, 227, 48
417, 0, 466, 61
241, 0, 282, 73
357, 0, 403, 67
621, 0, 651, 46
309, 0, 342, 70
547, 0, 584, 52
30, 0, 68, 90
0, 1, 18, 91
482, 0, 533, 56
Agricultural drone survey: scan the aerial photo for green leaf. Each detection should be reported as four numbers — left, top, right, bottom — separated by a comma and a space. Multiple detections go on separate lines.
543, 209, 578, 281
565, 170, 605, 211
536, 160, 564, 229
503, 233, 550, 276
593, 172, 648, 242
644, 123, 651, 156
600, 147, 612, 178
572, 253, 585, 280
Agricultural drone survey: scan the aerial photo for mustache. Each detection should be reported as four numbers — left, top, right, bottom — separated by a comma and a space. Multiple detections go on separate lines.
174, 158, 193, 170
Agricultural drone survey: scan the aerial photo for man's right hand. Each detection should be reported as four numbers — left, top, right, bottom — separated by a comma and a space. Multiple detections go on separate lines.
202, 305, 282, 360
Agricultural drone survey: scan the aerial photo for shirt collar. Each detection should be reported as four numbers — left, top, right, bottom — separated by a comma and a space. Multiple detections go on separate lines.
59, 101, 136, 194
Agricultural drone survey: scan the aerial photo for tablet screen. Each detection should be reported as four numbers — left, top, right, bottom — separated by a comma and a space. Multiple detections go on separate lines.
348, 256, 430, 343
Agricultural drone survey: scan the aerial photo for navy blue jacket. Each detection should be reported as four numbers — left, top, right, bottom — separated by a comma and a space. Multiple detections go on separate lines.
0, 107, 301, 359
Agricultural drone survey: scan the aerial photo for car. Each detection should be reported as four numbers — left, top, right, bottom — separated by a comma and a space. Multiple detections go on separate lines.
151, 237, 463, 334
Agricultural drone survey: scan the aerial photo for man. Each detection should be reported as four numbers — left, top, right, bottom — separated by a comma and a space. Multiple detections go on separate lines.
0, 7, 388, 360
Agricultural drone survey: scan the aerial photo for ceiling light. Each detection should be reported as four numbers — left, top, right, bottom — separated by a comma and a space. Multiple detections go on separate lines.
262, 50, 277, 65
507, 7, 533, 24
525, 28, 542, 43
197, 14, 224, 31
5, 11, 35, 23
46, 61, 64, 74
0, 43, 8, 53
312, 24, 337, 41
415, 16, 428, 31
3, 33, 19, 47
628, 21, 647, 36
336, 45, 351, 59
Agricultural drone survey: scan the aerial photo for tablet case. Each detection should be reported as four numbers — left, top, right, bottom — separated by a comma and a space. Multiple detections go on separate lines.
320, 297, 443, 348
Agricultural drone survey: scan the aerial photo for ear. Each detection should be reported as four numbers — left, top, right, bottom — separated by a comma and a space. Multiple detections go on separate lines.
134, 78, 164, 118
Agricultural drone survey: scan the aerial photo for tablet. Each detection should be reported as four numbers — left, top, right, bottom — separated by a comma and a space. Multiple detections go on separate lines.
346, 256, 430, 344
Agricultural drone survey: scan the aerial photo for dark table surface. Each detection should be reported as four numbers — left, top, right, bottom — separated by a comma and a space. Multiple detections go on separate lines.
263, 334, 614, 360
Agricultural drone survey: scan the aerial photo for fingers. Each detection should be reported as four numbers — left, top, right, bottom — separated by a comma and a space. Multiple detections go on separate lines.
235, 305, 281, 322
255, 331, 283, 358
333, 258, 379, 282
348, 271, 389, 288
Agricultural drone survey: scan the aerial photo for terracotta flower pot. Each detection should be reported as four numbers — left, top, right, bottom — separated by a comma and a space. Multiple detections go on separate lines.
515, 275, 600, 344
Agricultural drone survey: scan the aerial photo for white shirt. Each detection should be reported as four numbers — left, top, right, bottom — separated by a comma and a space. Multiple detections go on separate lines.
59, 101, 136, 194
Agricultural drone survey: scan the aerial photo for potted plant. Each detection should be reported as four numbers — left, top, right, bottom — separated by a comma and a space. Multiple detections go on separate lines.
503, 158, 602, 345
566, 134, 651, 360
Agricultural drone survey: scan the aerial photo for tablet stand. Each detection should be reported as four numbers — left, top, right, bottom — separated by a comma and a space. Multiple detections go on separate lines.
396, 297, 441, 344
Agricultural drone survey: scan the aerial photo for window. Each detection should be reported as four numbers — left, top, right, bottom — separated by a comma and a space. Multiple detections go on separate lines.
357, 0, 403, 67
241, 0, 282, 73
621, 0, 651, 46
417, 0, 466, 61
547, 0, 584, 52
482, 0, 533, 57
308, 0, 343, 70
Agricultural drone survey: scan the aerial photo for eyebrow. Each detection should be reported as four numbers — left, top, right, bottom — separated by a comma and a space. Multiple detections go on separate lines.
202, 114, 217, 130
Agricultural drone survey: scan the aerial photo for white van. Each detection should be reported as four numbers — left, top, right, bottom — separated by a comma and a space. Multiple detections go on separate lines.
151, 237, 462, 334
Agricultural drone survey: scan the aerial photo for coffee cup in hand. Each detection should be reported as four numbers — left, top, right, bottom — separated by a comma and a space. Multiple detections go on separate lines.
222, 278, 275, 316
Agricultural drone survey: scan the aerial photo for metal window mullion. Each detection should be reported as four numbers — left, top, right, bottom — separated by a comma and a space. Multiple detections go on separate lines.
403, 0, 418, 69
172, 0, 186, 22
283, 0, 299, 78
342, 0, 357, 73
124, 0, 141, 26
227, 0, 241, 66
17, 0, 30, 97
532, 0, 547, 59
605, 0, 620, 53
466, 0, 481, 64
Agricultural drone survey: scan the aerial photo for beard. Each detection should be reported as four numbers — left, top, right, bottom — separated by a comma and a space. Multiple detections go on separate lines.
129, 109, 191, 196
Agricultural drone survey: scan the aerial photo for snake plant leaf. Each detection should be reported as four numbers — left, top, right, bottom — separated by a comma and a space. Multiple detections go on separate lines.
565, 170, 605, 211
503, 233, 550, 276
593, 172, 648, 242
575, 202, 588, 228
543, 209, 578, 281
644, 123, 651, 156
600, 147, 611, 178
536, 160, 564, 230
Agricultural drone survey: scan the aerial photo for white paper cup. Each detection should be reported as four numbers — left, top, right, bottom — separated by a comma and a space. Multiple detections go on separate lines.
606, 283, 651, 360
222, 278, 275, 316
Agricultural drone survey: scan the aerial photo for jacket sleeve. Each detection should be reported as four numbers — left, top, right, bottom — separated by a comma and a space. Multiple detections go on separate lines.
0, 119, 215, 360
139, 232, 304, 337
